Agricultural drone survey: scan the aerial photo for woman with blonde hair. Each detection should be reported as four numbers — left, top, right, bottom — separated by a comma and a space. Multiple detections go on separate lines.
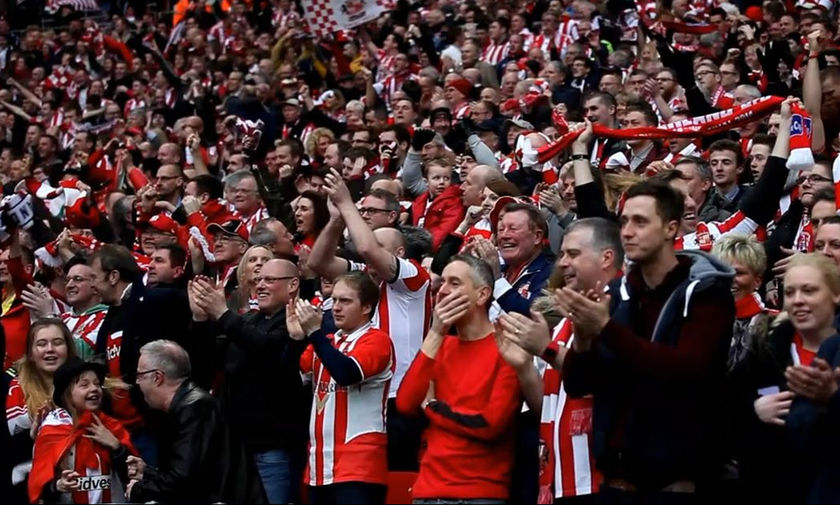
304, 127, 335, 162
737, 253, 840, 503
231, 245, 275, 314
6, 319, 78, 501
712, 234, 776, 371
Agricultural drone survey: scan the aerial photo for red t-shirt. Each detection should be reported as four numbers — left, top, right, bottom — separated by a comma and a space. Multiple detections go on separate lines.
396, 333, 522, 500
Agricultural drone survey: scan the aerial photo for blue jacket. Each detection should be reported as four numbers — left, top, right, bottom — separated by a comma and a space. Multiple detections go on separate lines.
494, 250, 555, 315
788, 334, 840, 504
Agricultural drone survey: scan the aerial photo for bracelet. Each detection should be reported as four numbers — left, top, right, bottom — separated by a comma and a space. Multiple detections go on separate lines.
571, 153, 588, 161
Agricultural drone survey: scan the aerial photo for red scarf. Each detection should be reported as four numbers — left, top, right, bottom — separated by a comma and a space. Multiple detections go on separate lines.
29, 409, 136, 504
735, 292, 767, 319
537, 96, 784, 163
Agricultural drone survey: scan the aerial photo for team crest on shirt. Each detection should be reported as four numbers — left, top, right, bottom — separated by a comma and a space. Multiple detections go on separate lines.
518, 283, 531, 298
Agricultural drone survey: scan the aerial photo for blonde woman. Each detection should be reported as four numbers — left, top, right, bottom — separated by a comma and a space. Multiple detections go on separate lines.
304, 128, 335, 162
6, 319, 78, 500
231, 245, 275, 314
737, 254, 840, 503
712, 234, 776, 371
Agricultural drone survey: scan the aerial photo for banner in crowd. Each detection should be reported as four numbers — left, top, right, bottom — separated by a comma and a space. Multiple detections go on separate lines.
537, 95, 786, 163
302, 0, 389, 37
45, 0, 100, 13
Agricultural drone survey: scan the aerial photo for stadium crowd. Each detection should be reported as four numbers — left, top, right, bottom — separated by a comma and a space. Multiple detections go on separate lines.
2, 0, 840, 502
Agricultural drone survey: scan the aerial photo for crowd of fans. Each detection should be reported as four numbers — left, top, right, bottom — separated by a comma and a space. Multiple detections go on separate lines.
2, 0, 840, 502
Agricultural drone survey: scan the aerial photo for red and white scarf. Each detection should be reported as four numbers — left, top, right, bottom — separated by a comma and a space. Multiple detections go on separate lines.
537, 96, 784, 163
29, 409, 136, 504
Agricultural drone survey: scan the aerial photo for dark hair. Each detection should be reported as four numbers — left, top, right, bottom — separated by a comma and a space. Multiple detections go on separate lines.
64, 256, 89, 272
819, 215, 840, 227
401, 225, 432, 261
752, 133, 775, 148
707, 138, 744, 166
89, 244, 141, 281
502, 202, 548, 238
625, 99, 658, 127
188, 174, 224, 200
335, 271, 380, 319
156, 242, 187, 269
564, 217, 625, 269
297, 191, 330, 234
624, 179, 685, 224
277, 138, 304, 159
381, 124, 411, 146
583, 90, 617, 110
494, 16, 511, 31
329, 139, 352, 160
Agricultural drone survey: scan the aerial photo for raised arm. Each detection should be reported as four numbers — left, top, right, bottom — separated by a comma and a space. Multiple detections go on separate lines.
306, 198, 350, 280
324, 168, 399, 281
803, 30, 825, 153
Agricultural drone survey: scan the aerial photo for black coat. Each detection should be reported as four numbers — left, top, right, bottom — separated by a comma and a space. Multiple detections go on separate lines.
129, 381, 266, 504
193, 308, 310, 453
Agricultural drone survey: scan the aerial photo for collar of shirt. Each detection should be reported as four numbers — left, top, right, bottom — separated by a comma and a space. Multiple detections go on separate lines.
723, 184, 741, 203
333, 321, 373, 344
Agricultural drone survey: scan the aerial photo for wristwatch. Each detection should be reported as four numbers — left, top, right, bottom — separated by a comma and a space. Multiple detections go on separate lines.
541, 341, 560, 363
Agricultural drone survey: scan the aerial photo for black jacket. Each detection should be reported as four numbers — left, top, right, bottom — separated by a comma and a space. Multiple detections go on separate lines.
731, 320, 806, 503
129, 380, 266, 504
193, 308, 310, 453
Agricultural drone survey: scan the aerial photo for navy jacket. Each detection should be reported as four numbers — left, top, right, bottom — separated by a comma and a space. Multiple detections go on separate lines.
494, 250, 555, 315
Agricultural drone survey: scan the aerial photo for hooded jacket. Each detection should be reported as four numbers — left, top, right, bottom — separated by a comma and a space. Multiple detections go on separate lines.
564, 250, 735, 491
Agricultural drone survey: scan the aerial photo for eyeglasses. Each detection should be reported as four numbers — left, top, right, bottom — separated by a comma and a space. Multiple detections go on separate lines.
135, 369, 160, 381
255, 275, 296, 284
359, 207, 391, 215
798, 174, 833, 184
695, 70, 718, 77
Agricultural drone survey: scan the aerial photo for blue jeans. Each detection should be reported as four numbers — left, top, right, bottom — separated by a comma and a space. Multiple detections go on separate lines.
254, 449, 300, 504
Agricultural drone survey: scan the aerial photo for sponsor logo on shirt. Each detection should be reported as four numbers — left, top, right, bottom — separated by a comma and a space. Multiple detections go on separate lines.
76, 474, 111, 491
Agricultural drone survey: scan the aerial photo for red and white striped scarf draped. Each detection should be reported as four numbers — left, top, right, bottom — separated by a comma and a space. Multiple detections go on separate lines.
238, 204, 270, 233
29, 409, 136, 504
537, 96, 785, 164
555, 19, 580, 56
377, 49, 396, 79
532, 30, 564, 56
482, 41, 511, 66
381, 71, 418, 107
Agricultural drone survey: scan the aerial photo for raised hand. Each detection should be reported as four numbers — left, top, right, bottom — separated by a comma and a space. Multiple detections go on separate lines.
430, 290, 471, 334
286, 297, 306, 340
295, 298, 323, 336
498, 310, 553, 356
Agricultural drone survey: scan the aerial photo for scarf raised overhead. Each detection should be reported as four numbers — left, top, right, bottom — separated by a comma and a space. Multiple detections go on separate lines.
537, 96, 785, 164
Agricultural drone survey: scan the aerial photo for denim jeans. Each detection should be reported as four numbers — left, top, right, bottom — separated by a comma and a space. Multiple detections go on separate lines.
412, 500, 506, 504
254, 449, 300, 504
309, 482, 387, 504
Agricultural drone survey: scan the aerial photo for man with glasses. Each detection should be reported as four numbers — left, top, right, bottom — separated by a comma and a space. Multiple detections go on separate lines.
188, 259, 309, 504
153, 164, 185, 210
224, 170, 269, 233
359, 189, 400, 230
128, 339, 266, 503
208, 219, 250, 295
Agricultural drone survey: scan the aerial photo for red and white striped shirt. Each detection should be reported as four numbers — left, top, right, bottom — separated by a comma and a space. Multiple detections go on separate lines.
6, 376, 30, 437
453, 101, 471, 120
300, 323, 394, 486
60, 305, 108, 359
532, 30, 564, 57
482, 41, 510, 66
375, 71, 419, 108
237, 204, 270, 234
123, 97, 147, 117
351, 257, 430, 398
539, 318, 601, 499
675, 210, 760, 251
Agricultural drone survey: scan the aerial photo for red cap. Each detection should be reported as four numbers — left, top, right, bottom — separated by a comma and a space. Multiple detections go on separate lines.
448, 78, 472, 98
148, 213, 179, 235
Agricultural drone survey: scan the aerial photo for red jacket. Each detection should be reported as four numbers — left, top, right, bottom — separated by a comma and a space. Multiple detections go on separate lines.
411, 185, 465, 252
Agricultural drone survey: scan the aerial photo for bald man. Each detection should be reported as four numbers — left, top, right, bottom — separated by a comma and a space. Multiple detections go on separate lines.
309, 171, 431, 472
157, 142, 183, 165
460, 164, 503, 207
189, 256, 309, 504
